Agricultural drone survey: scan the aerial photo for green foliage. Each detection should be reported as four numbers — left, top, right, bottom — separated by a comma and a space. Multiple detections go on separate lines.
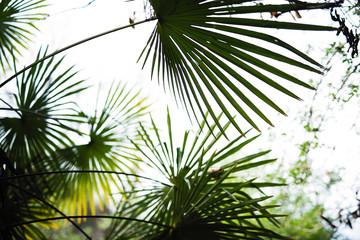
106, 111, 286, 239
0, 0, 353, 239
269, 195, 335, 240
0, 178, 55, 239
0, 47, 86, 167
140, 0, 339, 135
0, 0, 46, 72
50, 81, 150, 216
262, 158, 339, 239
0, 48, 149, 238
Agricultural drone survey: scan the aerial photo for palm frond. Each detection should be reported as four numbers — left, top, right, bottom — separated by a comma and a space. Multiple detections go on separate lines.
140, 0, 340, 135
106, 110, 286, 239
0, 0, 47, 72
48, 82, 150, 216
0, 47, 86, 168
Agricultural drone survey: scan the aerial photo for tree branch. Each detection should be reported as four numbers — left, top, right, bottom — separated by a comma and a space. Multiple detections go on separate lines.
8, 215, 172, 229
0, 17, 157, 89
0, 170, 171, 187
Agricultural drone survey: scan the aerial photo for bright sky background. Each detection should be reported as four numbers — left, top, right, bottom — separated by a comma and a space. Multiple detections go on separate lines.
3, 0, 360, 238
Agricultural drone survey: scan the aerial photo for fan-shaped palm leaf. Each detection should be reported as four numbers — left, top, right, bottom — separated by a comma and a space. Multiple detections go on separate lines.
106, 110, 286, 239
47, 82, 150, 217
0, 0, 46, 72
0, 81, 149, 239
0, 47, 86, 168
139, 0, 340, 135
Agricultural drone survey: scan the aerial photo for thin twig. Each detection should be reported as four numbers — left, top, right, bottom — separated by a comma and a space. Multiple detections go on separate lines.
0, 170, 171, 187
0, 100, 21, 117
8, 215, 172, 229
0, 17, 157, 89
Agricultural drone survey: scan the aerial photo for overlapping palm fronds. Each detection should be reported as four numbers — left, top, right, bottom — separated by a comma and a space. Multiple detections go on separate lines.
0, 47, 87, 238
0, 0, 46, 72
0, 47, 150, 237
106, 110, 287, 239
50, 82, 150, 216
139, 0, 341, 135
0, 47, 86, 168
0, 1, 348, 239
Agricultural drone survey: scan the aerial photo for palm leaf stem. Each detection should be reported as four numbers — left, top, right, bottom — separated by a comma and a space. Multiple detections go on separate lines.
0, 105, 22, 117
0, 17, 157, 88
9, 215, 172, 229
1, 170, 171, 187
0, 107, 70, 120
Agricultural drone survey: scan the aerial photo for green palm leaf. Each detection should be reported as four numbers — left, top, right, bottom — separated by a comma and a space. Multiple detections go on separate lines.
140, 0, 340, 135
0, 47, 86, 168
106, 110, 287, 239
0, 0, 46, 72
48, 82, 150, 216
